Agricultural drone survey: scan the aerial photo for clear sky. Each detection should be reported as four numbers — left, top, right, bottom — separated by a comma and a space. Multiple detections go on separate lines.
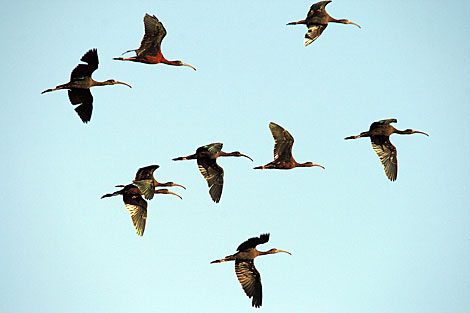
1, 0, 469, 312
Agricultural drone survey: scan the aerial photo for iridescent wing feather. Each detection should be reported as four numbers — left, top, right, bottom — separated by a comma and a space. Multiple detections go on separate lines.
371, 135, 398, 181
235, 259, 263, 308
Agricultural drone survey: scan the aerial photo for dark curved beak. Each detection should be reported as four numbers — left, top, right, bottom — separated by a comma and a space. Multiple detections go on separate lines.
173, 183, 186, 190
155, 189, 183, 200
241, 154, 254, 162
279, 249, 292, 255
115, 81, 132, 88
182, 63, 197, 71
414, 130, 429, 136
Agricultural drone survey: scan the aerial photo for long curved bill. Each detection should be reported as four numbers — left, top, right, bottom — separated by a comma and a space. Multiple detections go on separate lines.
155, 189, 183, 200
315, 163, 326, 169
348, 21, 361, 28
241, 154, 254, 162
115, 81, 132, 88
182, 63, 197, 71
279, 249, 292, 255
172, 183, 186, 190
415, 130, 429, 136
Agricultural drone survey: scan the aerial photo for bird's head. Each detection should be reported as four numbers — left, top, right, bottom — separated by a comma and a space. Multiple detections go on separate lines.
404, 129, 429, 136
302, 162, 325, 169
105, 79, 132, 88
175, 60, 197, 71
267, 248, 292, 255
232, 151, 254, 161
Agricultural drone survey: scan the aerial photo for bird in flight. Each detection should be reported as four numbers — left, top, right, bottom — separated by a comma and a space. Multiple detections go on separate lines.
114, 14, 196, 70
287, 1, 361, 46
345, 118, 429, 181
211, 233, 291, 308
42, 48, 131, 123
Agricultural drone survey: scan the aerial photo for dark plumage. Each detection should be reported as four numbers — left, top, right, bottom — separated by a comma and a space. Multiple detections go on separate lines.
101, 165, 183, 236
211, 234, 291, 308
131, 165, 185, 200
345, 118, 429, 181
287, 1, 361, 46
41, 49, 131, 123
254, 122, 325, 170
172, 143, 252, 203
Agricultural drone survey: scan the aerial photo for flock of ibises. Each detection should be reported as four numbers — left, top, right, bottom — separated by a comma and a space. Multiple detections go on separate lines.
41, 2, 429, 308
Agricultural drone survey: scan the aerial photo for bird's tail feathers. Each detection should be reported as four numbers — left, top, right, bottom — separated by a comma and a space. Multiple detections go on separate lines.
100, 190, 122, 199
210, 254, 236, 264
287, 19, 306, 25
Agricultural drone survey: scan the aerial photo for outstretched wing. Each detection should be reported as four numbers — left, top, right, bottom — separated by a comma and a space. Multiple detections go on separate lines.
68, 89, 93, 123
135, 165, 160, 181
235, 259, 263, 308
371, 135, 398, 181
131, 180, 155, 200
237, 233, 270, 252
70, 49, 99, 79
204, 142, 223, 154
122, 193, 148, 236
369, 119, 397, 131
307, 1, 331, 19
269, 122, 294, 162
197, 158, 224, 203
304, 24, 328, 46
135, 14, 167, 57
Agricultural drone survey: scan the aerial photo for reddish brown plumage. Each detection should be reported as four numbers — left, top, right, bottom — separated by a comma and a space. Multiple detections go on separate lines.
254, 122, 325, 170
113, 14, 196, 70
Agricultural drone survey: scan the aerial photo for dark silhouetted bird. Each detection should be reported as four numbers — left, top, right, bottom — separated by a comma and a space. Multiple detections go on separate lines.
172, 143, 253, 203
42, 49, 131, 123
211, 233, 291, 308
345, 118, 429, 181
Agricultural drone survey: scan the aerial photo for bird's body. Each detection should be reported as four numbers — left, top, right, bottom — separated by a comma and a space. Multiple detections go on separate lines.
211, 233, 291, 308
101, 165, 183, 236
287, 1, 361, 46
131, 165, 185, 200
113, 14, 196, 70
345, 118, 429, 181
172, 143, 252, 203
254, 122, 325, 170
41, 49, 131, 123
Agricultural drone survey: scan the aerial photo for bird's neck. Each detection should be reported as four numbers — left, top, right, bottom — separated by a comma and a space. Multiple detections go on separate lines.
394, 129, 412, 135
160, 54, 180, 66
218, 151, 233, 157
92, 80, 110, 87
329, 17, 346, 23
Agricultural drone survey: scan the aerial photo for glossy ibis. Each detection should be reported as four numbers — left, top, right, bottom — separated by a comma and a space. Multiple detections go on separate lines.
211, 233, 291, 308
101, 184, 182, 236
113, 14, 196, 70
130, 165, 185, 200
172, 143, 253, 203
345, 118, 429, 181
254, 122, 325, 170
287, 1, 361, 46
41, 49, 131, 123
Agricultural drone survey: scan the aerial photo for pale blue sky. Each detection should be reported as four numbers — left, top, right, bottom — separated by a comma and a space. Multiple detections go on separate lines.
1, 1, 469, 312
